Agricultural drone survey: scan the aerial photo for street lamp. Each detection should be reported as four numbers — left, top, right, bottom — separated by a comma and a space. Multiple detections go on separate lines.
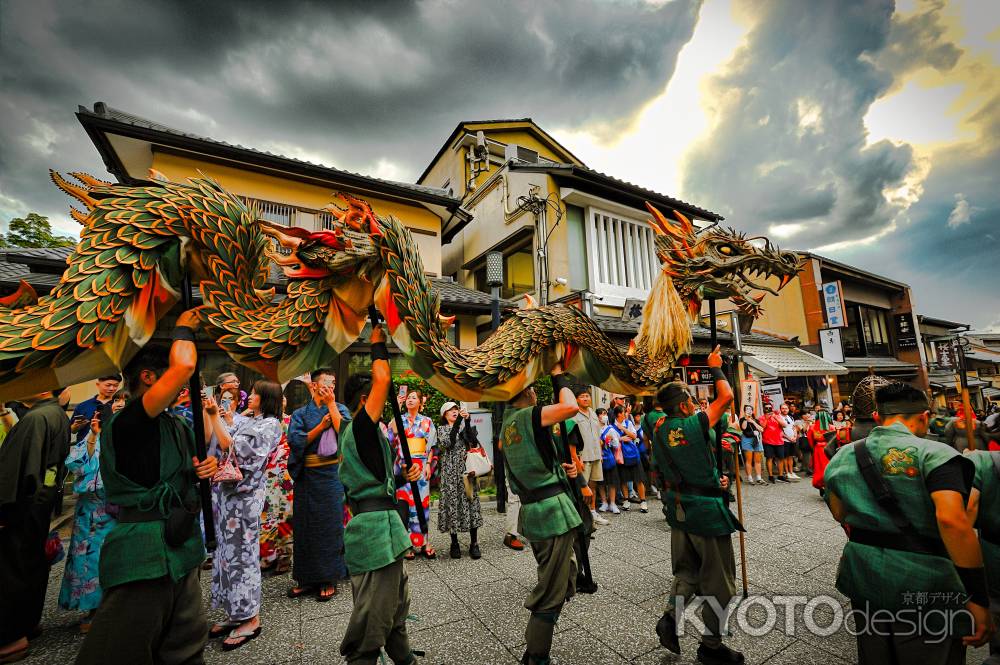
485, 250, 507, 511
486, 251, 503, 329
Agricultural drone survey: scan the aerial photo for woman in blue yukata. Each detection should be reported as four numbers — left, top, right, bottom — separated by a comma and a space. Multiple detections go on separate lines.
58, 389, 127, 632
204, 380, 284, 652
388, 388, 438, 559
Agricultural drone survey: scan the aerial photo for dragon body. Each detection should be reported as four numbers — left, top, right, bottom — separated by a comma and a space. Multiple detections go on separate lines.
0, 172, 799, 402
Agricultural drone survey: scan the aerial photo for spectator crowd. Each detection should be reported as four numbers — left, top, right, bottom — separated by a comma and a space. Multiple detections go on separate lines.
1, 314, 999, 664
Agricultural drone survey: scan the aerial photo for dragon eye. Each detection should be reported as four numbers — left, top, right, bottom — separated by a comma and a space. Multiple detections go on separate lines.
718, 244, 735, 256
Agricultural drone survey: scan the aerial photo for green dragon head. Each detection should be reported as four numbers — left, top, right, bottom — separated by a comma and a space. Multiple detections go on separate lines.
645, 204, 802, 319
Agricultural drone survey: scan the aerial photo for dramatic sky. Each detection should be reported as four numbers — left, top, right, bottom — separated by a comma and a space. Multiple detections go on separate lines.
2, 0, 997, 327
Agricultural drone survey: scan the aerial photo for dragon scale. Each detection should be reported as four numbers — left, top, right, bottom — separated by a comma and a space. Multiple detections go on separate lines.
0, 173, 800, 402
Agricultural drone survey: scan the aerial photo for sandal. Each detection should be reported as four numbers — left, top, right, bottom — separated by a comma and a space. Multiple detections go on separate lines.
209, 622, 240, 639
221, 626, 261, 652
286, 585, 314, 599
404, 549, 416, 561
272, 558, 291, 575
421, 545, 436, 560
317, 584, 336, 602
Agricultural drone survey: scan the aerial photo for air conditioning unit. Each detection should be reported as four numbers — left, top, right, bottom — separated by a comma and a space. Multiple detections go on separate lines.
504, 143, 539, 164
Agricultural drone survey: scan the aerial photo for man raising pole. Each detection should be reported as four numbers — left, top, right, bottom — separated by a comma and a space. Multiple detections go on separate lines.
338, 322, 422, 665
500, 364, 581, 665
652, 345, 745, 665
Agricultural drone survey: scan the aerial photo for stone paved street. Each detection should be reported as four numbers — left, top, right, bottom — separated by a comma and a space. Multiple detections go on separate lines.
25, 479, 990, 664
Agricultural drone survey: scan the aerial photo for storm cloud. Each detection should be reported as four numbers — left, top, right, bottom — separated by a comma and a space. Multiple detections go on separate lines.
1, 0, 701, 226
680, 0, 999, 327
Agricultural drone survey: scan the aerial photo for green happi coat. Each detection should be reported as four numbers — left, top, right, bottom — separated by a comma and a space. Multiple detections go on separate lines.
968, 451, 1000, 598
98, 409, 204, 590
501, 406, 581, 541
339, 417, 411, 575
651, 413, 741, 537
824, 422, 973, 612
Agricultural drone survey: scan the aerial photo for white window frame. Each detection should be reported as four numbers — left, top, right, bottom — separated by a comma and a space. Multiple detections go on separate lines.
584, 205, 658, 304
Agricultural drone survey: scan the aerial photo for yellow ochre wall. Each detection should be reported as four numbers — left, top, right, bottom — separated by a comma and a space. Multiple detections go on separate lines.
149, 151, 444, 274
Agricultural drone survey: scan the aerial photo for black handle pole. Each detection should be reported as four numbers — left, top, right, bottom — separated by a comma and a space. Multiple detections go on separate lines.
708, 300, 728, 482
181, 275, 216, 552
368, 306, 429, 537
554, 379, 596, 592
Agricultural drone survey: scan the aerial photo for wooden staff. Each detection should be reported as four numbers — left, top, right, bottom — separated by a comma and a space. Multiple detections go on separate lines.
181, 274, 216, 551
732, 428, 750, 598
369, 306, 429, 537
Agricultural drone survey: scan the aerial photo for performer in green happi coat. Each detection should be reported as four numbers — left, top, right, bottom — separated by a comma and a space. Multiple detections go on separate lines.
650, 345, 744, 665
964, 446, 1000, 664
338, 323, 422, 665
824, 382, 993, 665
500, 365, 582, 665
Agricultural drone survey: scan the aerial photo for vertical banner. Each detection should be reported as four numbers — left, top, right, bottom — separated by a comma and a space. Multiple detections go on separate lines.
741, 378, 760, 414
822, 281, 847, 328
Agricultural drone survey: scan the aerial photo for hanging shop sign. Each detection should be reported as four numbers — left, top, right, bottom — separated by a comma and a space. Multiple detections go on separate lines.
819, 327, 845, 363
822, 281, 847, 328
741, 378, 761, 414
893, 313, 918, 350
761, 382, 785, 410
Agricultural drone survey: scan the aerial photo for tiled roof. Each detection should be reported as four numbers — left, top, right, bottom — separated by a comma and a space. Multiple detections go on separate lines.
510, 162, 723, 222
1, 247, 73, 266
78, 103, 463, 206
742, 344, 848, 377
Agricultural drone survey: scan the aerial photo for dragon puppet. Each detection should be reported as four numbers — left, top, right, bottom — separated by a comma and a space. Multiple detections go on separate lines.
0, 171, 800, 402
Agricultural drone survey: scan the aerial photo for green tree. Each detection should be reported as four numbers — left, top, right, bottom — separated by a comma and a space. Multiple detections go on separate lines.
0, 213, 75, 248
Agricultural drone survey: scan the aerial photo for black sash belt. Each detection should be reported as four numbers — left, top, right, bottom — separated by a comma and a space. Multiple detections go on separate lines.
849, 526, 948, 558
118, 506, 164, 523
519, 482, 567, 504
349, 497, 398, 515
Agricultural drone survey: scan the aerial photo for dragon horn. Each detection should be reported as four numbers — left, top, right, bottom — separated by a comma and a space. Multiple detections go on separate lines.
50, 170, 98, 211
672, 210, 695, 236
146, 168, 170, 182
68, 172, 112, 188
645, 202, 688, 241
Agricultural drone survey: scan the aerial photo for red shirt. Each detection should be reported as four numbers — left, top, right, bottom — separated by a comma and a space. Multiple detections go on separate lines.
761, 414, 784, 446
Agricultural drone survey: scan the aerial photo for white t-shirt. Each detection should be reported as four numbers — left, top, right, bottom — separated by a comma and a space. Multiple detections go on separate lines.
780, 414, 796, 442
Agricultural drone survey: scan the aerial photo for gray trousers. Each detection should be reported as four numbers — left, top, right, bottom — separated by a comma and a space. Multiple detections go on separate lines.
522, 528, 578, 660
664, 528, 736, 649
75, 569, 207, 665
340, 559, 413, 665
854, 615, 965, 665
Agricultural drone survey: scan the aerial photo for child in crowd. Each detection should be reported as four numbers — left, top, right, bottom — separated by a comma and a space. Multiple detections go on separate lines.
598, 415, 621, 514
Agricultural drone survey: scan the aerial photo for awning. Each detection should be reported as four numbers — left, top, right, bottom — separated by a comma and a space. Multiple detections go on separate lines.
840, 356, 919, 374
742, 344, 848, 378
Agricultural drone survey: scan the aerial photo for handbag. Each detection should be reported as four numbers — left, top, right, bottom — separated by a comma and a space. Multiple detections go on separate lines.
212, 445, 243, 484
465, 446, 493, 478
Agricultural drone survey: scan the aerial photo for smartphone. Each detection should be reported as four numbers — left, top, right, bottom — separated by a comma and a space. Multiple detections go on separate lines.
398, 385, 408, 399
203, 385, 214, 400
